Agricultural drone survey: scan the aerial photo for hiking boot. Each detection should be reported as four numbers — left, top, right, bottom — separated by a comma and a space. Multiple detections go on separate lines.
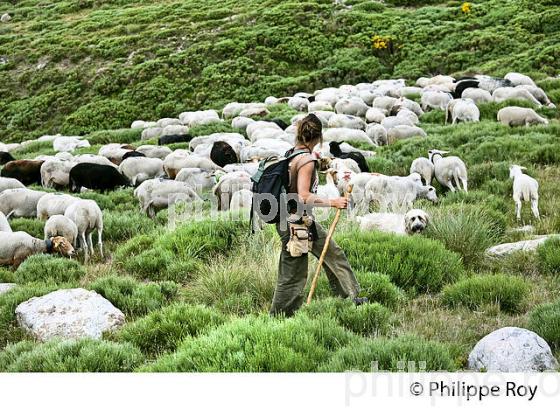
353, 297, 369, 306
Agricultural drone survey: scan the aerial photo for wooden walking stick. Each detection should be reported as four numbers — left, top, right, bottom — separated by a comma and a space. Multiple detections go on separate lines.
306, 184, 353, 305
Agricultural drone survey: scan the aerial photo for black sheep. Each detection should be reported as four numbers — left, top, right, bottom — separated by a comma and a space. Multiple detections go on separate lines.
122, 151, 146, 161
210, 141, 238, 168
329, 141, 369, 172
267, 118, 289, 130
69, 163, 130, 193
452, 79, 480, 99
0, 151, 15, 166
1, 160, 43, 185
158, 134, 192, 145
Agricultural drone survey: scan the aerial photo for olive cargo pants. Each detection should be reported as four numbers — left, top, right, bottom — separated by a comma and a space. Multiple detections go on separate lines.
270, 222, 361, 316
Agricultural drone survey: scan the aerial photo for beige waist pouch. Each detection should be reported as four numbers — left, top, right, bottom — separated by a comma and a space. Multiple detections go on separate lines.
286, 222, 312, 257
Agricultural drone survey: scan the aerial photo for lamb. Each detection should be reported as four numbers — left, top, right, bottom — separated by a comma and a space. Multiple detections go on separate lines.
44, 215, 79, 247
387, 125, 427, 143
212, 171, 252, 211
0, 188, 47, 218
64, 199, 104, 262
497, 107, 548, 127
428, 149, 468, 192
492, 87, 541, 105
37, 193, 79, 220
0, 177, 25, 193
446, 98, 480, 124
364, 174, 437, 212
366, 123, 388, 146
410, 157, 435, 186
317, 169, 340, 200
510, 165, 539, 220
356, 209, 430, 235
119, 157, 165, 186
0, 232, 74, 268
0, 211, 11, 232
328, 157, 361, 175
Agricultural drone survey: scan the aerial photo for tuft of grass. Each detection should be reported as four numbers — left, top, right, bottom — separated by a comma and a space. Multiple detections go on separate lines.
15, 255, 86, 285
336, 230, 464, 294
141, 314, 356, 372
355, 271, 406, 308
537, 237, 560, 275
0, 339, 144, 372
112, 303, 227, 357
319, 335, 458, 372
89, 275, 179, 318
8, 218, 45, 239
441, 274, 530, 313
103, 210, 158, 242
528, 299, 560, 349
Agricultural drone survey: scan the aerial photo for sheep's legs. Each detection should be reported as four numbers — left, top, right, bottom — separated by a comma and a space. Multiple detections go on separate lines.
98, 229, 104, 259
445, 180, 456, 192
531, 199, 540, 220
460, 178, 468, 192
81, 232, 89, 262
514, 199, 522, 220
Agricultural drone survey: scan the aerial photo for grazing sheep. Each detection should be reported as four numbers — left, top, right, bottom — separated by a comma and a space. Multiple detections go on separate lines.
410, 157, 435, 186
44, 215, 78, 247
356, 209, 430, 235
421, 91, 452, 111
40, 159, 75, 189
53, 136, 90, 153
74, 154, 118, 168
164, 152, 222, 178
428, 149, 468, 192
327, 114, 366, 130
213, 171, 252, 211
372, 96, 398, 112
156, 118, 182, 128
492, 87, 541, 105
391, 97, 424, 117
179, 110, 221, 127
135, 145, 172, 160
497, 107, 548, 127
328, 141, 369, 172
317, 169, 340, 200
395, 109, 419, 125
119, 157, 165, 186
461, 87, 492, 104
446, 98, 480, 124
328, 157, 361, 174
308, 100, 333, 112
230, 189, 253, 213
223, 162, 259, 176
141, 127, 163, 141
510, 165, 539, 220
365, 107, 386, 123
231, 116, 255, 131
381, 115, 414, 130
1, 160, 44, 186
365, 175, 438, 212
387, 125, 427, 143
504, 72, 536, 87
239, 106, 270, 118
322, 128, 375, 146
334, 97, 369, 117
288, 96, 309, 112
0, 152, 15, 165
0, 188, 47, 218
0, 211, 11, 232
69, 163, 130, 192
134, 179, 202, 216
64, 199, 104, 262
516, 85, 555, 108
365, 123, 388, 146
175, 168, 218, 193
0, 177, 25, 193
37, 193, 79, 220
0, 232, 75, 268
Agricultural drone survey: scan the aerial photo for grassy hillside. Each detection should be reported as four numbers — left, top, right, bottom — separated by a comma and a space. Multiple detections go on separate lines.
1, 0, 559, 141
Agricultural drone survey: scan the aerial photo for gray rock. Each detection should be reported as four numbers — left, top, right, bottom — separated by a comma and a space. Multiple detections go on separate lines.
468, 327, 558, 372
1, 13, 11, 23
0, 283, 16, 295
15, 288, 125, 341
486, 235, 558, 257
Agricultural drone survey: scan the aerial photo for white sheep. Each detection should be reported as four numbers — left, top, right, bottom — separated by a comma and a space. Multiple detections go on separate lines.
134, 179, 202, 217
446, 98, 480, 124
0, 211, 11, 232
141, 127, 163, 141
317, 169, 340, 199
0, 232, 75, 268
428, 149, 468, 192
230, 189, 253, 213
387, 125, 427, 143
364, 174, 437, 212
322, 128, 375, 146
308, 100, 333, 112
504, 72, 536, 87
64, 199, 104, 262
0, 188, 47, 218
421, 91, 452, 111
231, 116, 255, 131
365, 107, 386, 123
74, 154, 118, 168
372, 96, 398, 112
381, 115, 414, 130
497, 106, 548, 127
410, 157, 434, 186
40, 159, 75, 189
223, 162, 259, 176
53, 136, 90, 153
461, 87, 492, 104
492, 87, 541, 105
334, 97, 369, 117
516, 85, 555, 108
44, 215, 78, 247
37, 193, 79, 220
365, 123, 388, 146
213, 171, 252, 211
175, 168, 218, 193
135, 145, 173, 160
119, 157, 165, 186
156, 118, 182, 128
288, 96, 309, 112
392, 97, 424, 117
0, 177, 25, 193
327, 114, 366, 130
179, 110, 221, 127
510, 165, 539, 220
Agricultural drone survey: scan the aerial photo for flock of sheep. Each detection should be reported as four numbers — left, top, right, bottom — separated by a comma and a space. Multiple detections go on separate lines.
0, 71, 553, 268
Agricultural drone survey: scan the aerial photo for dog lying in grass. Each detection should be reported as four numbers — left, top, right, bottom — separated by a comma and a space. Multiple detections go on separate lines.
356, 209, 430, 235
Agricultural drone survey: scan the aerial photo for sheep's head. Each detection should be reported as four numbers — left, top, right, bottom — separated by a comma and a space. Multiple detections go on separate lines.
509, 165, 526, 179
50, 236, 75, 258
428, 149, 449, 162
425, 186, 439, 203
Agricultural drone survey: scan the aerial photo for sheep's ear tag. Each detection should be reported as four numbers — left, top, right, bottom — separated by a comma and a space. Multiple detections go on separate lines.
45, 238, 53, 253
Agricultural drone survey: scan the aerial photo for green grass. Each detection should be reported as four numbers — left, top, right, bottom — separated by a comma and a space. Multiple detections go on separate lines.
528, 299, 560, 349
14, 255, 86, 285
537, 237, 560, 275
441, 274, 530, 313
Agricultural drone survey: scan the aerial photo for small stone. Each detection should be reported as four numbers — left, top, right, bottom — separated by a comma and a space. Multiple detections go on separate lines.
1, 13, 11, 23
486, 235, 558, 257
0, 283, 16, 295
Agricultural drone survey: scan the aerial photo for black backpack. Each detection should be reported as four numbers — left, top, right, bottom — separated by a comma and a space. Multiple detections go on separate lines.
251, 149, 308, 225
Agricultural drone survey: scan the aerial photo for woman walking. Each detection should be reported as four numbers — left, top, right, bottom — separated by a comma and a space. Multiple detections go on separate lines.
270, 113, 366, 317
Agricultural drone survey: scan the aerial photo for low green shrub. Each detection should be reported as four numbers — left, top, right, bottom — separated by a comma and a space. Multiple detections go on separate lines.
425, 205, 503, 267
319, 335, 458, 372
113, 303, 227, 357
142, 314, 356, 372
86, 128, 142, 145
336, 230, 463, 293
103, 210, 158, 242
8, 218, 45, 239
0, 339, 144, 372
441, 274, 529, 313
89, 275, 179, 317
537, 238, 560, 275
528, 300, 560, 349
355, 271, 406, 308
15, 255, 86, 285
300, 298, 391, 337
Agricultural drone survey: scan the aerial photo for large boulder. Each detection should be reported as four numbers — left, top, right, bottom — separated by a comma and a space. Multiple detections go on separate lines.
468, 327, 558, 372
15, 288, 125, 341
486, 235, 558, 257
